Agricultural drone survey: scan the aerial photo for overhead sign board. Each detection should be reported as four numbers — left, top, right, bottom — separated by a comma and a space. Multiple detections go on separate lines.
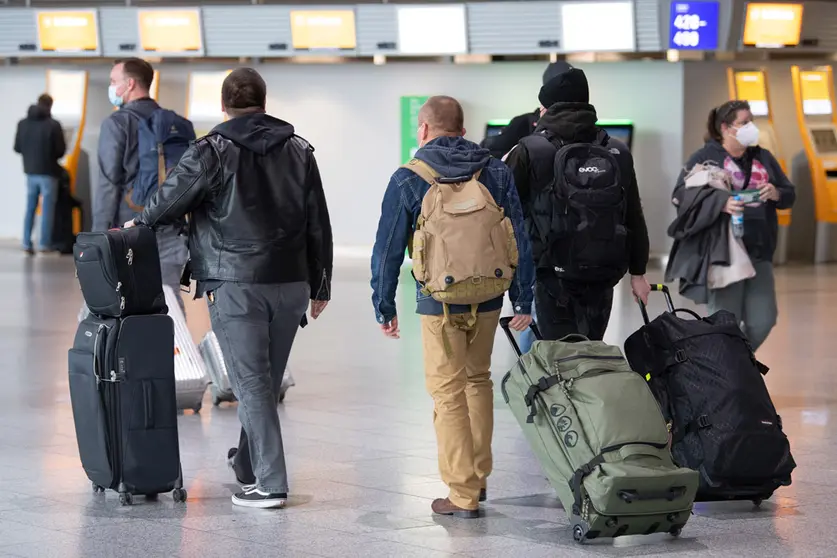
138, 9, 203, 55
669, 2, 720, 50
290, 10, 356, 50
561, 2, 635, 52
743, 3, 803, 48
36, 10, 99, 53
397, 6, 467, 55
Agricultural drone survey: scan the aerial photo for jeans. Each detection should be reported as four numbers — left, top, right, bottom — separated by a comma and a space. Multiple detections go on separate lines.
23, 174, 59, 251
519, 303, 537, 354
420, 310, 501, 510
707, 260, 777, 351
208, 281, 310, 494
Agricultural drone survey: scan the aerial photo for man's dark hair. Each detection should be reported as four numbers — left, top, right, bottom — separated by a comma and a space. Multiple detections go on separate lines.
115, 58, 154, 91
222, 68, 267, 117
37, 93, 53, 111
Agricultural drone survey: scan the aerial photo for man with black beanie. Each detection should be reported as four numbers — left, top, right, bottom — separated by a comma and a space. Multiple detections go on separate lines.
505, 62, 651, 341
479, 63, 572, 159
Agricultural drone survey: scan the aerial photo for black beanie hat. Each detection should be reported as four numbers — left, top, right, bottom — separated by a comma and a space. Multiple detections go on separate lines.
539, 63, 590, 108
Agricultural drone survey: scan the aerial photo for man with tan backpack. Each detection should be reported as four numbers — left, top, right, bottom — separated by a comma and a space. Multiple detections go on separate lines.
371, 96, 534, 518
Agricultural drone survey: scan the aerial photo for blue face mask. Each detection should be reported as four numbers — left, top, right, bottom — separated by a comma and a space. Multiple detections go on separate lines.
108, 84, 124, 108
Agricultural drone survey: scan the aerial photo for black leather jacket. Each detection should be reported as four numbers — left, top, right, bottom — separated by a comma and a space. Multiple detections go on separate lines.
137, 113, 333, 300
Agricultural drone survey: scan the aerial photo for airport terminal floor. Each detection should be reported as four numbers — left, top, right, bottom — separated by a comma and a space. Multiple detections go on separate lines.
1, 246, 836, 558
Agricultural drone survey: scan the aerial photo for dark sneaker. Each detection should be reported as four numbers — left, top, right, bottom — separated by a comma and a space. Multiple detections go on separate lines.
232, 487, 287, 509
479, 488, 487, 503
22, 247, 34, 256
431, 498, 479, 519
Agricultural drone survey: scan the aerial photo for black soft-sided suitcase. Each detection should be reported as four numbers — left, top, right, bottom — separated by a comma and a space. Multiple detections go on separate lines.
52, 169, 81, 254
624, 284, 795, 505
68, 313, 186, 505
73, 226, 166, 318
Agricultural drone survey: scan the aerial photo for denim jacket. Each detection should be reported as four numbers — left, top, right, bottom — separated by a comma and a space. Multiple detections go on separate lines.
370, 136, 535, 324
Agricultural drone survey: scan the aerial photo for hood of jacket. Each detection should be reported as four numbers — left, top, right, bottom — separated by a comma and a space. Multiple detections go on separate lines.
535, 102, 599, 143
211, 112, 295, 155
27, 104, 50, 120
414, 136, 490, 178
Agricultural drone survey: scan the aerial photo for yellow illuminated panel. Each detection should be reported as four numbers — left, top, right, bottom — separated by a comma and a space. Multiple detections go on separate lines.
734, 71, 768, 116
743, 3, 803, 47
138, 9, 203, 53
290, 10, 356, 50
800, 71, 832, 116
37, 10, 98, 52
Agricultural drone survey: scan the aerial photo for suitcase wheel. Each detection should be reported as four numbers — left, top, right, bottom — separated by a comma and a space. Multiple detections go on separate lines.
572, 524, 587, 544
193, 401, 202, 414
91, 482, 105, 494
172, 488, 187, 503
669, 526, 683, 538
119, 492, 133, 506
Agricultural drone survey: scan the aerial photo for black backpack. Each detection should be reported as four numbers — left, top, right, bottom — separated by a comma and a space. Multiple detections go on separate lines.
524, 131, 628, 285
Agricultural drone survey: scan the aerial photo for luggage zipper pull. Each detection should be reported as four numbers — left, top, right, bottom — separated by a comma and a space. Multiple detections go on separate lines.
116, 281, 126, 311
110, 370, 117, 382
126, 248, 134, 266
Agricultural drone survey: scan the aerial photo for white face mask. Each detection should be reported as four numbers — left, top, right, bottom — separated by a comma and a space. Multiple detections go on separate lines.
733, 122, 760, 147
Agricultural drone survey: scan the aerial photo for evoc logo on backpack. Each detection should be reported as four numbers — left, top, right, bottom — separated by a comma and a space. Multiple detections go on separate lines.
578, 166, 604, 173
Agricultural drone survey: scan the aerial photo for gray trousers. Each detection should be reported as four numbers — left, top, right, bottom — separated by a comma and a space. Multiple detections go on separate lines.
207, 281, 309, 494
707, 260, 777, 352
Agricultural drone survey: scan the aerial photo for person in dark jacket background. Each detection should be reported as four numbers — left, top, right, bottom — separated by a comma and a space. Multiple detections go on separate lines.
479, 63, 570, 159
14, 93, 66, 254
505, 63, 651, 341
675, 100, 795, 351
127, 68, 333, 509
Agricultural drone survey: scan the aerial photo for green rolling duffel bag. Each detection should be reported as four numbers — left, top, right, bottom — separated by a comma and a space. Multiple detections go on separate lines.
499, 318, 699, 544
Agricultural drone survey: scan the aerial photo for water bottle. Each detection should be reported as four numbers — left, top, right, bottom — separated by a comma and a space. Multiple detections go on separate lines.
732, 195, 745, 239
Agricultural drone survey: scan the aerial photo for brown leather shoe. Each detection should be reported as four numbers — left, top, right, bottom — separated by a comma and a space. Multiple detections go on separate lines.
432, 498, 479, 519
479, 488, 487, 502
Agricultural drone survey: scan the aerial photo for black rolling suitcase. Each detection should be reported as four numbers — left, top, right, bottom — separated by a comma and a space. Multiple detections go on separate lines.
68, 313, 186, 505
624, 284, 795, 505
73, 226, 166, 318
51, 169, 81, 255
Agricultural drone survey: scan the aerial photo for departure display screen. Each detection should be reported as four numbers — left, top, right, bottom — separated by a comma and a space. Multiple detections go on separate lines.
290, 11, 356, 50
138, 9, 203, 55
397, 6, 467, 55
36, 10, 99, 53
561, 2, 635, 52
812, 129, 837, 154
743, 3, 803, 48
669, 2, 720, 50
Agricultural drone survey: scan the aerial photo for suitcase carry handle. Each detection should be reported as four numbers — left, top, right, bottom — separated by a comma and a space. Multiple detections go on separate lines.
638, 284, 702, 325
618, 486, 687, 504
499, 317, 542, 358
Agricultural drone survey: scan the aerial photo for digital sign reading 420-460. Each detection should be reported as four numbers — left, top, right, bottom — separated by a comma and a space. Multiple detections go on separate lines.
669, 1, 720, 50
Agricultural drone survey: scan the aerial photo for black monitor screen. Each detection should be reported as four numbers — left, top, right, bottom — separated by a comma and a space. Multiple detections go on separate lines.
599, 124, 633, 150
812, 129, 837, 154
485, 124, 505, 138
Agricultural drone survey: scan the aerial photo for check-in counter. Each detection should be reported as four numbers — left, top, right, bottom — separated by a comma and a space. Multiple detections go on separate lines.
789, 65, 837, 263
727, 68, 790, 264
46, 69, 88, 234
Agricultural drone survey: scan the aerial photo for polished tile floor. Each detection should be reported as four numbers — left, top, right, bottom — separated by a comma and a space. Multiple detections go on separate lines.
0, 247, 835, 557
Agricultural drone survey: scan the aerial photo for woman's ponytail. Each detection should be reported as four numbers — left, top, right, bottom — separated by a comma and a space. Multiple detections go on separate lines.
705, 107, 721, 142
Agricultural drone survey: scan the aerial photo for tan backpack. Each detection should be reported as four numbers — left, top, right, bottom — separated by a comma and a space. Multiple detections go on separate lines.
404, 158, 519, 326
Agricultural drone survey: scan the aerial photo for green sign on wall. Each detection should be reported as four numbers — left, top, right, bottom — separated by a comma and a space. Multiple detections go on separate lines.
400, 95, 428, 164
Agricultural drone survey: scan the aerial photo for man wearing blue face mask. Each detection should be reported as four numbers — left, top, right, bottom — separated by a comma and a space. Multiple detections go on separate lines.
95, 58, 193, 308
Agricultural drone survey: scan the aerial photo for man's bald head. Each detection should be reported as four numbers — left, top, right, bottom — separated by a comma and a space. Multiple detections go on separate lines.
417, 96, 466, 147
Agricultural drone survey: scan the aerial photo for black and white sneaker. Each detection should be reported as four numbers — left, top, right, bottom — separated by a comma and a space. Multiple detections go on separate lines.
232, 487, 287, 509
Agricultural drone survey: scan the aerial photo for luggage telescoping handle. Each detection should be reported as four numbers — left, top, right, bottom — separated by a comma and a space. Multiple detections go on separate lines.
638, 284, 676, 325
499, 317, 542, 358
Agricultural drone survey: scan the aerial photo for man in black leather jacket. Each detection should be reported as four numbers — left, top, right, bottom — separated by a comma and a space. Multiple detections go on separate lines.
128, 68, 333, 509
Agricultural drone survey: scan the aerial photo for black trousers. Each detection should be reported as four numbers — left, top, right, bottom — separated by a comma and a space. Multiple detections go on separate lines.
534, 274, 614, 342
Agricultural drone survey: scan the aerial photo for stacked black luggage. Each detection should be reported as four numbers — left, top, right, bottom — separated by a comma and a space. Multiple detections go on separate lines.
624, 284, 795, 505
69, 226, 186, 505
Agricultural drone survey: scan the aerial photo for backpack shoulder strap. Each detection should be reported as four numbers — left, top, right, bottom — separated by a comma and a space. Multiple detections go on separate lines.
401, 158, 439, 185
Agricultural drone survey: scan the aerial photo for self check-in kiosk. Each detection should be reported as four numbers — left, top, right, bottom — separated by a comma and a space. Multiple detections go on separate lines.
727, 68, 790, 264
790, 65, 837, 263
482, 118, 634, 151
187, 70, 231, 137
46, 69, 89, 234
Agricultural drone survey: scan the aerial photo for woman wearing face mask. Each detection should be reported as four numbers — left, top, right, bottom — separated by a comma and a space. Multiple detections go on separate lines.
671, 100, 795, 351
